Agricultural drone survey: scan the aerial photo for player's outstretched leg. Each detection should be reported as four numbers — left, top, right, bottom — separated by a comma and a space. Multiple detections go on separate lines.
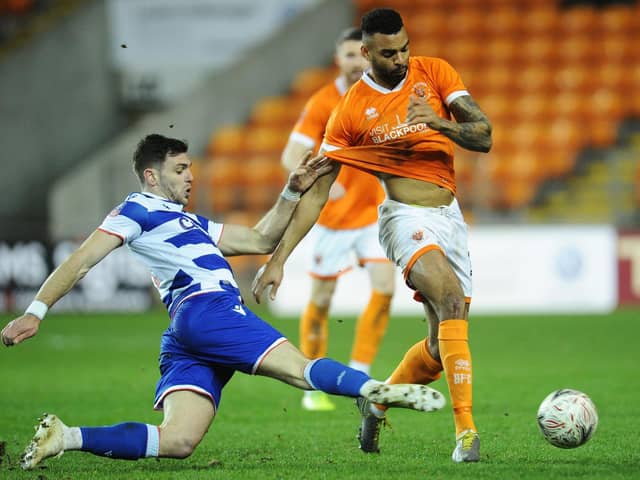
302, 358, 445, 413
21, 414, 65, 470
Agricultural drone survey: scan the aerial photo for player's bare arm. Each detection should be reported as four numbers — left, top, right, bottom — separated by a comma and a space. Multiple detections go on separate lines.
407, 95, 492, 153
1, 230, 122, 346
252, 160, 341, 302
219, 153, 333, 256
281, 139, 312, 172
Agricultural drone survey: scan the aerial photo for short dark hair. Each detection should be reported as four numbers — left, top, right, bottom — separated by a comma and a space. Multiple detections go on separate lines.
133, 134, 188, 182
361, 8, 404, 36
336, 27, 362, 47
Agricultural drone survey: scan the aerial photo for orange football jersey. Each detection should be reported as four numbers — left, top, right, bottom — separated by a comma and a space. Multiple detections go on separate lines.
322, 56, 468, 194
291, 77, 385, 230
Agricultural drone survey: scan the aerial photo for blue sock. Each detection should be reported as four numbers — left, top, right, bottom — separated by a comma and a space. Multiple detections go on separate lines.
304, 358, 371, 397
80, 423, 159, 460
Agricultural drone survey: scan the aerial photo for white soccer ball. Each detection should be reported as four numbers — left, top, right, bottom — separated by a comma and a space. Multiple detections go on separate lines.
537, 389, 598, 448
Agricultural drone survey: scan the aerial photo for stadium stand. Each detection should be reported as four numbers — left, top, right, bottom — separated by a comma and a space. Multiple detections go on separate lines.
200, 0, 639, 225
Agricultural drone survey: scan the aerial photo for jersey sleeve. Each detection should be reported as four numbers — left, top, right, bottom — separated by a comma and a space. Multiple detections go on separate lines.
290, 91, 332, 149
431, 58, 469, 106
195, 214, 224, 244
322, 96, 354, 151
98, 201, 146, 244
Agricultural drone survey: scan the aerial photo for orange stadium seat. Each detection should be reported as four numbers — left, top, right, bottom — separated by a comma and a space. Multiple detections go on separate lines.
514, 65, 550, 93
407, 11, 449, 41
207, 125, 245, 156
483, 65, 513, 93
250, 96, 305, 127
514, 94, 550, 122
446, 9, 487, 40
244, 186, 282, 213
290, 67, 337, 98
554, 92, 587, 121
601, 35, 638, 65
441, 38, 483, 69
206, 156, 244, 187
484, 38, 520, 67
484, 7, 522, 37
244, 155, 286, 186
559, 6, 597, 36
208, 184, 238, 213
503, 179, 537, 210
519, 37, 556, 66
598, 5, 637, 35
520, 6, 559, 35
588, 119, 617, 148
554, 65, 591, 93
244, 126, 289, 155
556, 36, 596, 66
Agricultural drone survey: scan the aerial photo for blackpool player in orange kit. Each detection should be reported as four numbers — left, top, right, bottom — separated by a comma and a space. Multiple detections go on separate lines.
253, 8, 492, 462
281, 27, 396, 412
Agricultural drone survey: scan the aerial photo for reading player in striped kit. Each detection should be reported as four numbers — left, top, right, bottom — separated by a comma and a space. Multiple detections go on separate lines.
253, 8, 492, 463
282, 27, 396, 412
1, 134, 445, 470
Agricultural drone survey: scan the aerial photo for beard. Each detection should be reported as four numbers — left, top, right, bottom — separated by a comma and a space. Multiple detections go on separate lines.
372, 62, 407, 88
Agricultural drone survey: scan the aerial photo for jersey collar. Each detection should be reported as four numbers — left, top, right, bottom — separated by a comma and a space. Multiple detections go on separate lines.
335, 75, 349, 96
138, 192, 184, 211
361, 68, 408, 94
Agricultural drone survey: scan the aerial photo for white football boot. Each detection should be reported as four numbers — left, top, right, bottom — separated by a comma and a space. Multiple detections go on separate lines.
21, 414, 65, 470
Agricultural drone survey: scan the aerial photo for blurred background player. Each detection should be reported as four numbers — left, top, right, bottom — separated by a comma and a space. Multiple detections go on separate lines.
253, 8, 492, 463
281, 27, 396, 412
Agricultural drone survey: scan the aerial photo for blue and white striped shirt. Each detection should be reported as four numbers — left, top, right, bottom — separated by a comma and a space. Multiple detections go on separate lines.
99, 192, 238, 316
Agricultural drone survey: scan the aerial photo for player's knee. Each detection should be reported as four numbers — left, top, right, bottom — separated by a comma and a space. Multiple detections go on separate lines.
311, 284, 336, 307
162, 432, 201, 459
437, 291, 466, 319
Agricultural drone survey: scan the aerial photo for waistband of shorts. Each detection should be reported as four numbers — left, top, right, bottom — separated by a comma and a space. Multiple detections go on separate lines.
381, 197, 459, 211
169, 280, 240, 318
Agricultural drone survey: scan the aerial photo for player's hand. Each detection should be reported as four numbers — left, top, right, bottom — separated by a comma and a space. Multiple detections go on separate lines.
407, 94, 442, 129
287, 152, 334, 195
252, 262, 284, 304
1, 314, 41, 347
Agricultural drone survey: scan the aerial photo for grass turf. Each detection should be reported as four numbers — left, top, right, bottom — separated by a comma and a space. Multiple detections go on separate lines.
0, 307, 638, 479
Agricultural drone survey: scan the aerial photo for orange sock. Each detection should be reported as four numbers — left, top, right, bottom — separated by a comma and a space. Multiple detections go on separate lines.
299, 302, 329, 358
350, 290, 392, 366
375, 338, 443, 412
438, 319, 476, 436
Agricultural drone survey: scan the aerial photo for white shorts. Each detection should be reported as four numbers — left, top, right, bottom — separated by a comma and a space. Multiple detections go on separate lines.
308, 223, 390, 279
378, 198, 472, 298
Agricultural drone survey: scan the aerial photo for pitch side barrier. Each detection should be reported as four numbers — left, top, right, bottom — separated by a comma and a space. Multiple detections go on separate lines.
270, 225, 626, 316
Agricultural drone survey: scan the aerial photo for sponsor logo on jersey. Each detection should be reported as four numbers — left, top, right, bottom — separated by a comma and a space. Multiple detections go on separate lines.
365, 107, 379, 120
412, 230, 424, 241
179, 216, 196, 230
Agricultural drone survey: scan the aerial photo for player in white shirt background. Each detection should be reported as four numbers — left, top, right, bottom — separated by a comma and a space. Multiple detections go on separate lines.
1, 134, 444, 470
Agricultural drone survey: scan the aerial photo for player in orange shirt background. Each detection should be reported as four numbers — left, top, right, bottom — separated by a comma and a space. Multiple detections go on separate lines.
281, 27, 396, 412
254, 8, 492, 462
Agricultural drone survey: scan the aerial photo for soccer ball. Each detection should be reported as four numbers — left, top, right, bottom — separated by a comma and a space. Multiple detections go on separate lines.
537, 389, 598, 448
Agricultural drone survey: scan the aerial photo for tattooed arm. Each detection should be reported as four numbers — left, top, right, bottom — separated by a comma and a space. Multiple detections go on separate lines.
407, 94, 492, 153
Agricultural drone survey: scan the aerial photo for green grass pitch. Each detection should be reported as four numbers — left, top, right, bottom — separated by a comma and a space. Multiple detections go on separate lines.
0, 307, 638, 479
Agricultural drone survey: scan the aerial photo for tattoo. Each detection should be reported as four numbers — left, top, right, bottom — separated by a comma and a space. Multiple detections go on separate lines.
439, 96, 492, 153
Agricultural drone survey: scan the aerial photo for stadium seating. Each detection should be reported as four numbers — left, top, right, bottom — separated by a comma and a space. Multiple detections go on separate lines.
200, 0, 640, 222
